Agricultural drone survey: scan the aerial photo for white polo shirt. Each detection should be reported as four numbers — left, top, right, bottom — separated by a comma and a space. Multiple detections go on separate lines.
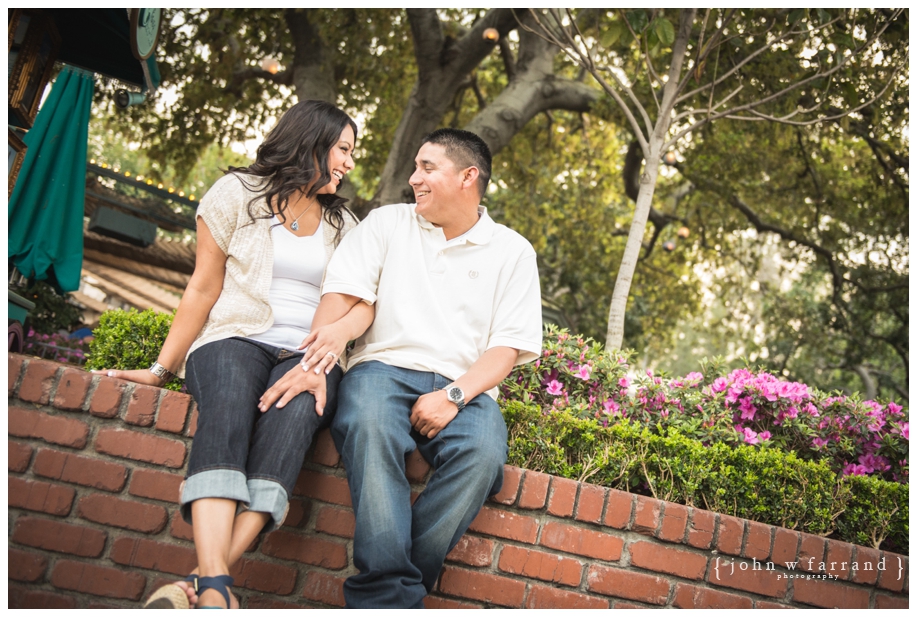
322, 203, 543, 399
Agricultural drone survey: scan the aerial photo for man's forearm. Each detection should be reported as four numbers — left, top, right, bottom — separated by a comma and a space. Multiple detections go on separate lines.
312, 293, 364, 331
449, 346, 519, 401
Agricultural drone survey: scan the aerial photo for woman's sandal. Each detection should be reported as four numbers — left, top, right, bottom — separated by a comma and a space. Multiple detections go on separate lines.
143, 574, 199, 609
195, 575, 235, 609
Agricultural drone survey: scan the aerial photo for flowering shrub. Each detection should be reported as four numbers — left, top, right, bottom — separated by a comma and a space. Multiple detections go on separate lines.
503, 400, 909, 553
22, 329, 88, 366
503, 326, 908, 485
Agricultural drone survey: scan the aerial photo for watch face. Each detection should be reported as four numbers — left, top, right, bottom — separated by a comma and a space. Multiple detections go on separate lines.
448, 387, 462, 402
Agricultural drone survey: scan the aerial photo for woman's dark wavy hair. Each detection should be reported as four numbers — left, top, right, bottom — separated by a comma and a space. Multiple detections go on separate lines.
226, 100, 358, 240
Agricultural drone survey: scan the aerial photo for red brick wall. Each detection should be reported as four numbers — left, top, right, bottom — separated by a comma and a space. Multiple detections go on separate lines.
7, 354, 909, 609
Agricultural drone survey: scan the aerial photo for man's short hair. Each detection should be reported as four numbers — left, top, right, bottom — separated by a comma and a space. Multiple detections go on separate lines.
421, 128, 492, 199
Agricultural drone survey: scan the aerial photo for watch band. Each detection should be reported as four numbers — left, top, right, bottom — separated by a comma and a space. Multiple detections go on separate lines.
149, 362, 176, 383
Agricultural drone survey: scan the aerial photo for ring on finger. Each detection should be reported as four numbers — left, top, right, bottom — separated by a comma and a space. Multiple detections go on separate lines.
325, 352, 336, 359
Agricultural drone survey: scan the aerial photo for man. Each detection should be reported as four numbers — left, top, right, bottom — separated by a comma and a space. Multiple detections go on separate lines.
266, 128, 542, 608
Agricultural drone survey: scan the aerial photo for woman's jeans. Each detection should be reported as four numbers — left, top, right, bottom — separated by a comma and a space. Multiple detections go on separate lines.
331, 360, 508, 608
181, 337, 342, 532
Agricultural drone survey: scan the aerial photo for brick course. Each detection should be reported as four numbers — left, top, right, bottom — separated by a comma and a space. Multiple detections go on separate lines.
6, 356, 909, 609
77, 493, 168, 533
33, 448, 128, 492
9, 406, 89, 449
9, 476, 76, 516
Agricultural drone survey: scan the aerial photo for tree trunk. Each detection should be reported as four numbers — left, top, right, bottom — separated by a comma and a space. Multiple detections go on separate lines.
286, 9, 336, 104
605, 150, 662, 349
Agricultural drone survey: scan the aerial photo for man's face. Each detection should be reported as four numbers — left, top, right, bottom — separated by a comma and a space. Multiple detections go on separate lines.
409, 142, 464, 224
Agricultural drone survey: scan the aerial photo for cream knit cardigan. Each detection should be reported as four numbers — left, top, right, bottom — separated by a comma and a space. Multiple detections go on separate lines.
178, 173, 358, 377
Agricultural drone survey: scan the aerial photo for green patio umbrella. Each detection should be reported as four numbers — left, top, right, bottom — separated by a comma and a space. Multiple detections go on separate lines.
8, 66, 95, 293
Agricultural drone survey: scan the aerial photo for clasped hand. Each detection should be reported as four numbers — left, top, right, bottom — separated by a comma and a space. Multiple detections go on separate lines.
298, 322, 348, 375
259, 365, 327, 415
258, 322, 352, 415
410, 390, 459, 439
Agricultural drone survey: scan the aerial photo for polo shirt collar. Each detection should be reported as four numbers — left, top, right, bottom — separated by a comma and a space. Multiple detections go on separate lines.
416, 205, 495, 245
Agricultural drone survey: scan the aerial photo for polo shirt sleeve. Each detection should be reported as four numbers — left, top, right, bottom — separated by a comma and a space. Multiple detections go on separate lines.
196, 174, 244, 256
321, 209, 387, 304
487, 251, 543, 366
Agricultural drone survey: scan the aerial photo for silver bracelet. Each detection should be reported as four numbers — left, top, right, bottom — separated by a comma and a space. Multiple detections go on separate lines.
149, 362, 176, 383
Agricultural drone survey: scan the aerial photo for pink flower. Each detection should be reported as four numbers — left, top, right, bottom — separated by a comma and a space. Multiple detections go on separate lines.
758, 431, 771, 441
646, 369, 654, 377
811, 436, 829, 448
574, 364, 592, 380
741, 427, 759, 445
618, 377, 629, 388
738, 396, 757, 421
887, 402, 903, 416
842, 463, 869, 477
603, 400, 620, 416
546, 380, 563, 396
897, 422, 909, 441
858, 453, 891, 473
684, 372, 703, 385
711, 378, 728, 393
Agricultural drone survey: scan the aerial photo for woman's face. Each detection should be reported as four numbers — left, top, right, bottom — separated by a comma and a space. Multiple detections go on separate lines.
316, 124, 356, 194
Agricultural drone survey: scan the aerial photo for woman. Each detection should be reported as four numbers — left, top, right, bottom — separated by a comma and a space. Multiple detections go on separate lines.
96, 100, 371, 609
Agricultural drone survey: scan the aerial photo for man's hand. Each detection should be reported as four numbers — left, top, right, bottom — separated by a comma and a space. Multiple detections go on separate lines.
259, 364, 327, 415
410, 390, 459, 439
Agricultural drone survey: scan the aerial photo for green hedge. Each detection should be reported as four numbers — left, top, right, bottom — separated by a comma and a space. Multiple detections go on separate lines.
85, 309, 182, 391
502, 400, 908, 554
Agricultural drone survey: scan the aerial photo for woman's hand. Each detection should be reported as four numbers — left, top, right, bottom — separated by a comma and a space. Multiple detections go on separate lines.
91, 368, 166, 387
259, 364, 327, 415
298, 322, 349, 375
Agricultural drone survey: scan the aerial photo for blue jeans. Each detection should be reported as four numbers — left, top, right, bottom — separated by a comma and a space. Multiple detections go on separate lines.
331, 360, 508, 608
182, 337, 342, 532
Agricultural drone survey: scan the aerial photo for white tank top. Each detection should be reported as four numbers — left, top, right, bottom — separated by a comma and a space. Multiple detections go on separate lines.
247, 217, 326, 350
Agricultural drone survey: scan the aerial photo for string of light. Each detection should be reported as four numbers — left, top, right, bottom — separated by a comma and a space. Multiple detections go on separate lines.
89, 158, 196, 201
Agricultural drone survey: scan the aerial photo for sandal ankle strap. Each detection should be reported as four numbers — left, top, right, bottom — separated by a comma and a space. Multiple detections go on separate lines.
197, 575, 234, 608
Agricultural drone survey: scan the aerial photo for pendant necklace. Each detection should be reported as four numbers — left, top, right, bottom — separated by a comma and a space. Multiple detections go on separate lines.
289, 199, 316, 231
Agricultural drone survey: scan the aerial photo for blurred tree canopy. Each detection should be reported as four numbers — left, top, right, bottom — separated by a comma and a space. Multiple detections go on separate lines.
94, 8, 908, 400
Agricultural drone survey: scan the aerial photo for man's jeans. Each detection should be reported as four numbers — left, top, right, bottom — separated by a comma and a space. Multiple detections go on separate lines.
182, 337, 342, 531
331, 361, 508, 608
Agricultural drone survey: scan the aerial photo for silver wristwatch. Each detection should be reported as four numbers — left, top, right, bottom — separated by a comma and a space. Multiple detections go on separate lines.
444, 384, 465, 411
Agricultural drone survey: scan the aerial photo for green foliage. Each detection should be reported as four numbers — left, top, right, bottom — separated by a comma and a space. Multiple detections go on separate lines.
86, 309, 182, 391
837, 475, 909, 553
502, 400, 908, 553
19, 281, 84, 335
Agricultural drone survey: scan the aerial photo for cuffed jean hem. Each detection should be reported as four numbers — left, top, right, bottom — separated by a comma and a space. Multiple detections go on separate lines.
247, 478, 289, 532
180, 468, 250, 525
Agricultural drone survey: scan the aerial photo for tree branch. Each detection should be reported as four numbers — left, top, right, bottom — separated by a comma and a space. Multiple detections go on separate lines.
449, 8, 518, 78
407, 9, 445, 77
726, 194, 850, 331
498, 36, 516, 81
225, 67, 292, 97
